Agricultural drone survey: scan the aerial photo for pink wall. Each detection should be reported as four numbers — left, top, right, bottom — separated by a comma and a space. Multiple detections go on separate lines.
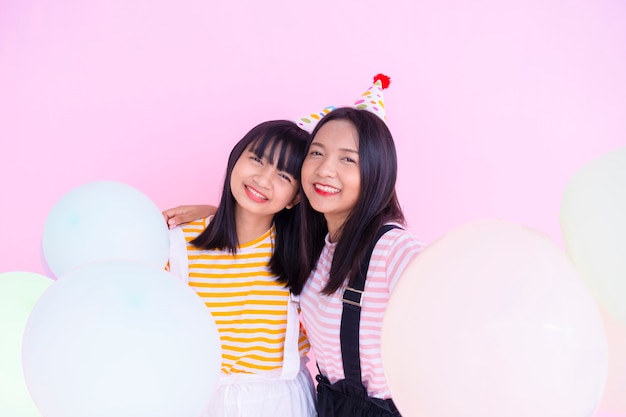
1, 0, 625, 415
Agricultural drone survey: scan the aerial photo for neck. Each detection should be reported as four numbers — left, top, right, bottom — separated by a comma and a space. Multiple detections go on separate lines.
234, 208, 273, 245
325, 217, 343, 243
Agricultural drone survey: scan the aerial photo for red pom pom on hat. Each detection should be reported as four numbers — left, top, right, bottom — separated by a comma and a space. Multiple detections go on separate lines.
373, 73, 391, 89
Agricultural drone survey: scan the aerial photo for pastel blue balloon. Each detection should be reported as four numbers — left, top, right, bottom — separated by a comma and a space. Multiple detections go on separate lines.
42, 180, 169, 278
22, 260, 221, 417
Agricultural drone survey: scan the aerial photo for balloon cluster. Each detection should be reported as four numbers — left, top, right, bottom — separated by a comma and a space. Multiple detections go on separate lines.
0, 181, 221, 417
382, 146, 626, 417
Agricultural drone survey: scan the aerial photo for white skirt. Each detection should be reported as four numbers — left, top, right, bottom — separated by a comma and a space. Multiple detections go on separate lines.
201, 362, 317, 417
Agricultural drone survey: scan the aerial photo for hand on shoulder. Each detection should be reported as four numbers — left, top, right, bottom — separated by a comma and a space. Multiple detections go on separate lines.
162, 205, 217, 229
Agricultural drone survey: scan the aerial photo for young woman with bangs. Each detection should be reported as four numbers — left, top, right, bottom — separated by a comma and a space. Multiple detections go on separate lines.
166, 120, 316, 417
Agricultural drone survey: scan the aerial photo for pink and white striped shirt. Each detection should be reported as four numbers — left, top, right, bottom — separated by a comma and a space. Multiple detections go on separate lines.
299, 225, 424, 399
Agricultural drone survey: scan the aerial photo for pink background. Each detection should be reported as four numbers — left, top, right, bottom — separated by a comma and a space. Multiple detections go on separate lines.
1, 0, 625, 415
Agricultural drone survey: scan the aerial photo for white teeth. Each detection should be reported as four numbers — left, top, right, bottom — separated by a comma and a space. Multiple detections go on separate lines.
246, 186, 267, 200
314, 184, 340, 194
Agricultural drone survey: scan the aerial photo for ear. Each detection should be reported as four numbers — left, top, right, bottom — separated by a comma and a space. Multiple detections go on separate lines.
285, 193, 301, 210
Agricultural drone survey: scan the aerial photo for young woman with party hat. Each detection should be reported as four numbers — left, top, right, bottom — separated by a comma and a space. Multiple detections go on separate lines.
293, 102, 424, 416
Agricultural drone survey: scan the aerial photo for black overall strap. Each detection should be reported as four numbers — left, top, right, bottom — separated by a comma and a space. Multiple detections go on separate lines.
340, 224, 399, 382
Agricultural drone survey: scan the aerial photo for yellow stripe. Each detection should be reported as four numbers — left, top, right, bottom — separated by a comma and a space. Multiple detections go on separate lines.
188, 252, 272, 261
220, 336, 285, 342
190, 271, 274, 279
182, 222, 206, 231
198, 289, 288, 298
216, 321, 287, 334
189, 280, 282, 288
191, 261, 270, 269
225, 361, 282, 371
221, 343, 285, 354
223, 353, 284, 363
187, 243, 273, 252
187, 220, 206, 226
209, 309, 286, 317
226, 367, 279, 374
239, 229, 273, 248
205, 300, 287, 309
215, 318, 288, 326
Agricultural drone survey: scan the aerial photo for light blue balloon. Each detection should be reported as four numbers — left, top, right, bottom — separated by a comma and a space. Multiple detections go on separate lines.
42, 180, 169, 278
22, 260, 221, 417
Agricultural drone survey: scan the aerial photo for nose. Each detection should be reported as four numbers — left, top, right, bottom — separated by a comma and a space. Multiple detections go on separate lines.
316, 157, 336, 178
254, 166, 274, 188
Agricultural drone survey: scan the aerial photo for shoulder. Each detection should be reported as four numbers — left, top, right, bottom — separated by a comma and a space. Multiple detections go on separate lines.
177, 217, 211, 239
371, 225, 426, 290
377, 224, 426, 254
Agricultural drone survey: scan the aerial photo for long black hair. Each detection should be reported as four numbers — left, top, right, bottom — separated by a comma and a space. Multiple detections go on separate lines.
293, 107, 405, 295
192, 120, 309, 286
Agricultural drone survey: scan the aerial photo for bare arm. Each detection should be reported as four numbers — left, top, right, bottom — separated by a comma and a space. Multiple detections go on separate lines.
162, 205, 217, 229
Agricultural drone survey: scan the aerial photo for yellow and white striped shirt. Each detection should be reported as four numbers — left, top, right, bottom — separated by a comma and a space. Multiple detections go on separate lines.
179, 218, 309, 375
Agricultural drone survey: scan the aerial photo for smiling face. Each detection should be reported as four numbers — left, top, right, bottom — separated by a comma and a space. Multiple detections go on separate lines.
230, 143, 300, 227
301, 119, 361, 239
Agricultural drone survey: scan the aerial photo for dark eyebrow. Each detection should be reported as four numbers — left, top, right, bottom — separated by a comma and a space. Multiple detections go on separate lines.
310, 141, 358, 154
248, 149, 272, 160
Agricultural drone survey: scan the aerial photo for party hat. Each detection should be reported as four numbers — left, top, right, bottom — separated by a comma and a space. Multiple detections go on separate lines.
354, 73, 391, 123
293, 74, 391, 133
295, 105, 337, 133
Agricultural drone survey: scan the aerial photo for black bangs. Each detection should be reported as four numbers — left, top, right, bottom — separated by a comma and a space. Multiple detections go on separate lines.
249, 135, 303, 180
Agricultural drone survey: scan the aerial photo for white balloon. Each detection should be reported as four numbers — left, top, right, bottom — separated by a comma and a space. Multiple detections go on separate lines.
560, 146, 626, 325
382, 219, 608, 417
42, 180, 169, 278
22, 260, 221, 417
